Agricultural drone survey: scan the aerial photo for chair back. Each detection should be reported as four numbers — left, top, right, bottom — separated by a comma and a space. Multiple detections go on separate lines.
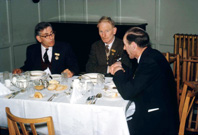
163, 52, 181, 103
179, 81, 198, 135
5, 107, 55, 135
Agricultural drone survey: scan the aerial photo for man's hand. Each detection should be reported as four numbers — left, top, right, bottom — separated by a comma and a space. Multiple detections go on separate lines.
13, 69, 22, 74
62, 69, 74, 78
109, 62, 125, 75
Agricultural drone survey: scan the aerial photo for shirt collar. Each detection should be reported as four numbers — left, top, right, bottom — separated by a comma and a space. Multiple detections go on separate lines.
41, 45, 52, 52
105, 36, 115, 49
137, 54, 142, 63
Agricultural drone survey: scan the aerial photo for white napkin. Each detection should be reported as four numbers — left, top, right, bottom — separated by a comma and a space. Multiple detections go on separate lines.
44, 67, 51, 75
0, 82, 12, 96
126, 102, 136, 120
70, 79, 83, 104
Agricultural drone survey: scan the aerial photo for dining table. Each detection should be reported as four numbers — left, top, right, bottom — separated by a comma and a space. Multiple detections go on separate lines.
0, 73, 135, 135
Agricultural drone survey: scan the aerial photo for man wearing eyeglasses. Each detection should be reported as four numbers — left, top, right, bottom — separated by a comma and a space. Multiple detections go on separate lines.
13, 22, 79, 77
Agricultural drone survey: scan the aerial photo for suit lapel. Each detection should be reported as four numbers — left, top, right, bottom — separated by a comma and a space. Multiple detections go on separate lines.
35, 44, 42, 69
108, 38, 120, 63
99, 42, 107, 63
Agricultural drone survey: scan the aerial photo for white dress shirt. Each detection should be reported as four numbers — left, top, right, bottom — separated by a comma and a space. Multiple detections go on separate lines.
41, 45, 53, 74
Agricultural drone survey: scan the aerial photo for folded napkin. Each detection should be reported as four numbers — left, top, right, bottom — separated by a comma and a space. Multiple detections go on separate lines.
70, 79, 83, 104
0, 82, 12, 96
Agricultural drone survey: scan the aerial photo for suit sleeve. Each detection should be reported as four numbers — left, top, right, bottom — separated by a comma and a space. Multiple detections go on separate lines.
86, 44, 107, 73
64, 44, 79, 74
20, 46, 32, 71
113, 58, 161, 100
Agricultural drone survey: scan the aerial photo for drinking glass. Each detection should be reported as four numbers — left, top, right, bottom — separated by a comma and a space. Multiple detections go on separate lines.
3, 71, 10, 84
16, 73, 29, 93
0, 72, 3, 83
61, 72, 68, 85
97, 73, 105, 88
86, 81, 94, 96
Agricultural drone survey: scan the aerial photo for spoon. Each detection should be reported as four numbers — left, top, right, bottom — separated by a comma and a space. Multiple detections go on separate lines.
96, 93, 102, 98
92, 93, 102, 104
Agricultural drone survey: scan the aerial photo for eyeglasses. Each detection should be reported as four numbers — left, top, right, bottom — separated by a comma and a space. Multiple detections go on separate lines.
39, 32, 55, 39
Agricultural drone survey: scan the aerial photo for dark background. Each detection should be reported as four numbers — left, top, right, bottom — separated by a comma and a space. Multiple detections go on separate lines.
50, 21, 147, 73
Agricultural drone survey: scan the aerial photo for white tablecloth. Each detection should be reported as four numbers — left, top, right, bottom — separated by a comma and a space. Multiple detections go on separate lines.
0, 76, 134, 135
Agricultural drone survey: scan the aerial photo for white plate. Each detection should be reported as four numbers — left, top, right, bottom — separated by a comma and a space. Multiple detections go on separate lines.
30, 71, 46, 80
81, 73, 99, 79
81, 73, 103, 83
51, 74, 61, 79
30, 71, 45, 76
29, 94, 46, 99
103, 89, 121, 99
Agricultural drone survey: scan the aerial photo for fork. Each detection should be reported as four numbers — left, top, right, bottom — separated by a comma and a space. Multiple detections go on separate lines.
48, 93, 59, 101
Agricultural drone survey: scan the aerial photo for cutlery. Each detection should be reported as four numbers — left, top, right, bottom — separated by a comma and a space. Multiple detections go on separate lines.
8, 91, 20, 99
47, 94, 55, 101
116, 57, 122, 62
86, 93, 102, 104
86, 96, 95, 104
92, 93, 102, 104
48, 93, 58, 101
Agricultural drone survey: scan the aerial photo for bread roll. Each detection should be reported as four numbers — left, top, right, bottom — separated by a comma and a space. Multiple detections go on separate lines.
49, 80, 59, 84
112, 92, 118, 98
34, 92, 43, 98
34, 85, 44, 90
47, 84, 57, 90
56, 84, 67, 91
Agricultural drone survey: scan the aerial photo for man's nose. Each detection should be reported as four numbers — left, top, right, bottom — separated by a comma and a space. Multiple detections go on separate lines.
49, 34, 54, 40
102, 32, 106, 37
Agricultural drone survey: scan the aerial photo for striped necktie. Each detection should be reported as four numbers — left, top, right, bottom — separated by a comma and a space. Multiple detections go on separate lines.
105, 45, 109, 56
43, 49, 49, 64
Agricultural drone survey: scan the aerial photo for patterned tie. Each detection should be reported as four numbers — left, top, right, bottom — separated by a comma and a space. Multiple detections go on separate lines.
105, 45, 109, 56
43, 49, 49, 64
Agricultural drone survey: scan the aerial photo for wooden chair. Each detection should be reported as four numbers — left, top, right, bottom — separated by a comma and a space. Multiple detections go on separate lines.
5, 107, 55, 135
178, 81, 198, 120
179, 81, 198, 135
163, 52, 181, 103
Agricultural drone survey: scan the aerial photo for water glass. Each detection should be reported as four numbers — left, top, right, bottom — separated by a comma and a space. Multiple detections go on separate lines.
3, 71, 10, 84
97, 73, 105, 88
86, 81, 94, 96
61, 72, 68, 85
16, 73, 29, 93
0, 73, 3, 83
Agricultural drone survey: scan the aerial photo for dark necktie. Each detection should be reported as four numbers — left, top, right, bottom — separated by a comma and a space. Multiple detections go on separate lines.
43, 49, 49, 64
105, 45, 109, 56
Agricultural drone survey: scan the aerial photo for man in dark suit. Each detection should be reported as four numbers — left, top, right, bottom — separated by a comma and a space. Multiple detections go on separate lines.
86, 16, 133, 75
13, 22, 79, 77
110, 27, 179, 135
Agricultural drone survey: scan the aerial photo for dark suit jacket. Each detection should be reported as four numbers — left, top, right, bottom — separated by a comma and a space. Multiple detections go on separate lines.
113, 47, 179, 135
20, 41, 79, 74
86, 37, 133, 75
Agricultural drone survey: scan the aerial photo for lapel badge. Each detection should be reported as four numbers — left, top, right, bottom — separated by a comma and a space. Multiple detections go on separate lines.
111, 49, 116, 53
55, 53, 60, 60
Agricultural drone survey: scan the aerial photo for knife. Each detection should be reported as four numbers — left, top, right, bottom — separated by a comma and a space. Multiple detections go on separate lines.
47, 94, 55, 101
8, 91, 20, 99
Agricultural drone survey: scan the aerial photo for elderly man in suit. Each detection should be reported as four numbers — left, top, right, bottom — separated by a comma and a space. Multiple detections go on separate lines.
13, 22, 79, 77
110, 27, 179, 135
86, 16, 134, 76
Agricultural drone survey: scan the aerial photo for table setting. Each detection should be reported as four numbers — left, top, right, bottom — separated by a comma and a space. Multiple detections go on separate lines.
0, 71, 135, 135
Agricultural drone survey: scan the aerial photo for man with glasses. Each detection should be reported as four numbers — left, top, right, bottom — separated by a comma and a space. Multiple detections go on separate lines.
13, 22, 79, 77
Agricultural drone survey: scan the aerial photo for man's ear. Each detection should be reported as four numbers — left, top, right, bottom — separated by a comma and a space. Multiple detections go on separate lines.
36, 36, 41, 43
131, 42, 137, 49
113, 27, 117, 35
